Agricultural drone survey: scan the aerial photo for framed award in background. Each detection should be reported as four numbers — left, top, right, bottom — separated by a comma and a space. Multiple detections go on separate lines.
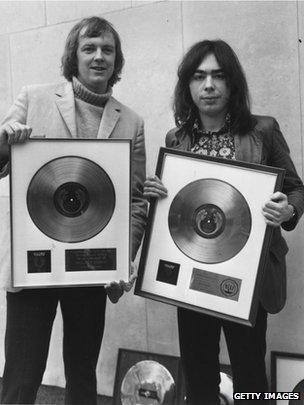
271, 351, 304, 404
135, 147, 285, 326
113, 348, 185, 405
10, 138, 131, 288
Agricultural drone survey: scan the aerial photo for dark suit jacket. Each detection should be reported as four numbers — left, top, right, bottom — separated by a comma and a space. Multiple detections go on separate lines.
165, 115, 304, 313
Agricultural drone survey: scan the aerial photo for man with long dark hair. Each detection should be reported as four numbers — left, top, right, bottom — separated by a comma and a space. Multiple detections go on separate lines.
144, 40, 304, 404
0, 17, 146, 404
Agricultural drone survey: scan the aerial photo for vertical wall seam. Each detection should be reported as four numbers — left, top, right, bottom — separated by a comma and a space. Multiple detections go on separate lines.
296, 0, 304, 179
180, 0, 185, 53
8, 34, 13, 102
43, 0, 47, 26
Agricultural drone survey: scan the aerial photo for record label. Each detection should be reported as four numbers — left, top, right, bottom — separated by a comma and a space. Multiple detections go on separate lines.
27, 250, 51, 273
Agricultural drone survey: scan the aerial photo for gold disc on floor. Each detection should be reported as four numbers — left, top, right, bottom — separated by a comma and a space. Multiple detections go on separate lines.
120, 360, 176, 405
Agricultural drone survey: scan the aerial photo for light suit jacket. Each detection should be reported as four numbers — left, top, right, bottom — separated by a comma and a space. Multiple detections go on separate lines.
166, 115, 304, 314
0, 81, 147, 289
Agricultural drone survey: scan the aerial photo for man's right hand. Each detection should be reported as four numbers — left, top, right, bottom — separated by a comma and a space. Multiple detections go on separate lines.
143, 175, 168, 200
0, 123, 32, 160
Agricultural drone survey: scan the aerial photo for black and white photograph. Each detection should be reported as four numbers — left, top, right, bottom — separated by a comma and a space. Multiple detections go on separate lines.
0, 1, 304, 404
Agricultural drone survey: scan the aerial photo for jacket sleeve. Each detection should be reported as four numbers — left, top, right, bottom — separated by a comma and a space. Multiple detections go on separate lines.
131, 119, 147, 260
0, 86, 28, 179
165, 128, 177, 147
2, 86, 28, 126
264, 118, 304, 231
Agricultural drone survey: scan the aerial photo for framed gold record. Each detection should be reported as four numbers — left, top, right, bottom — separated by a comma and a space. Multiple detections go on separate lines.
135, 147, 285, 326
113, 348, 185, 405
10, 139, 131, 288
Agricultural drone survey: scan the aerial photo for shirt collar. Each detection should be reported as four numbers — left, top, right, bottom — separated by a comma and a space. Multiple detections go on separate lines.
192, 113, 231, 144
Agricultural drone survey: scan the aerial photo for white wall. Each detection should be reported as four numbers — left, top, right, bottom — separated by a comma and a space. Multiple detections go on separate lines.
0, 0, 303, 396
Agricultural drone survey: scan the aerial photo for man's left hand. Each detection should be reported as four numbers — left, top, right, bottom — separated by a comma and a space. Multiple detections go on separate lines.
120, 263, 138, 292
262, 191, 294, 227
105, 262, 138, 303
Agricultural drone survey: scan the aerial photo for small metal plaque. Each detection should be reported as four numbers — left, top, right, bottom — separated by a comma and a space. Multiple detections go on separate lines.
190, 268, 241, 301
65, 248, 116, 272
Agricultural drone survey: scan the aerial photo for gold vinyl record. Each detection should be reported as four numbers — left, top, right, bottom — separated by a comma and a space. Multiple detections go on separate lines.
120, 360, 175, 405
168, 179, 251, 263
27, 156, 115, 243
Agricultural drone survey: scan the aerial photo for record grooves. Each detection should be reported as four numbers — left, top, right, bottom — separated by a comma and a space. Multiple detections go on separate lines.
27, 156, 115, 243
168, 178, 251, 264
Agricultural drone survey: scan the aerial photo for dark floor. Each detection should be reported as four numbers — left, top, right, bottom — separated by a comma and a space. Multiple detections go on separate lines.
0, 378, 112, 404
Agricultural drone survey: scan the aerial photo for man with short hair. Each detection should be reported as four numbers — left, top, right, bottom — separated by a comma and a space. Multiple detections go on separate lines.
0, 16, 146, 405
144, 40, 304, 404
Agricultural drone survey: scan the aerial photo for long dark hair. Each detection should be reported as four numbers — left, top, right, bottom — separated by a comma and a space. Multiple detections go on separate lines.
61, 16, 124, 87
173, 40, 253, 135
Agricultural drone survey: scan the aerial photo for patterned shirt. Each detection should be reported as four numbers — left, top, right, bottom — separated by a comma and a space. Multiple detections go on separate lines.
190, 116, 236, 160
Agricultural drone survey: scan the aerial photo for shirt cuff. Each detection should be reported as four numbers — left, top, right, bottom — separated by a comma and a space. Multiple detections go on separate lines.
282, 204, 298, 231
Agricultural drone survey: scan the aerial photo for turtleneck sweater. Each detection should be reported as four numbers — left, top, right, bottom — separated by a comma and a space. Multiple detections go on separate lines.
72, 76, 112, 139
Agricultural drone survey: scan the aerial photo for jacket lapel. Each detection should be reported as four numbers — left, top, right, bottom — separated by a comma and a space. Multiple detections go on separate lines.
235, 131, 262, 164
97, 97, 120, 139
55, 82, 77, 138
